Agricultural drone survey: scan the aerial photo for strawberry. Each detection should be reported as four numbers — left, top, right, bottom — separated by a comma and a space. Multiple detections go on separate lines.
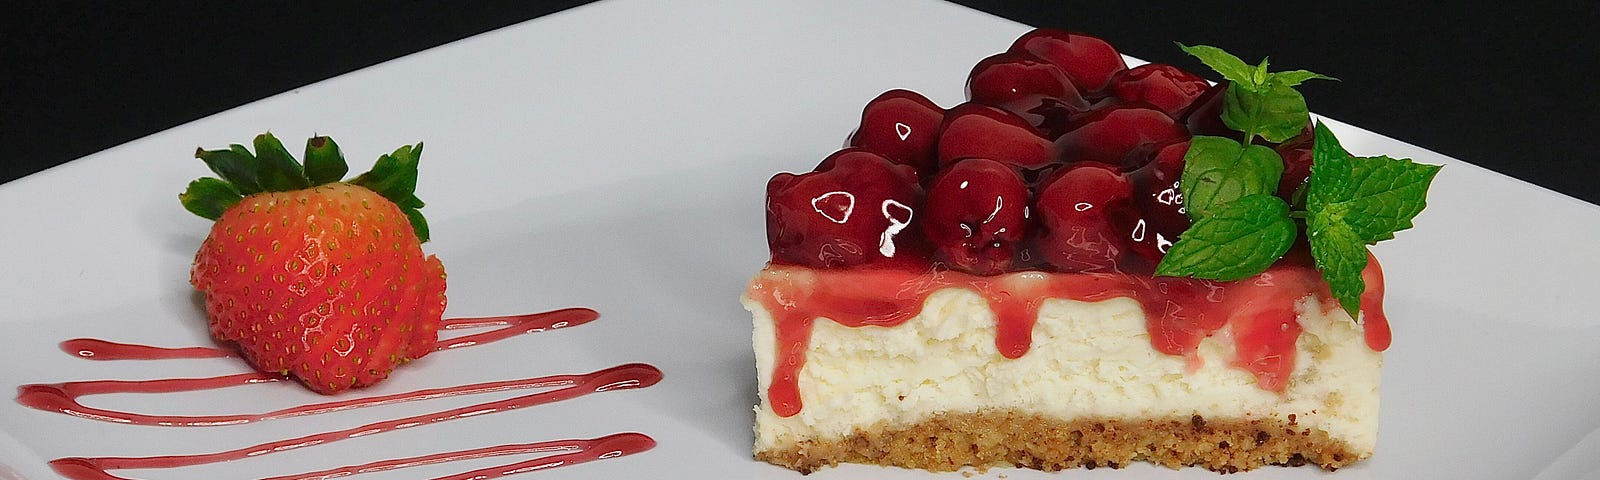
180, 133, 446, 394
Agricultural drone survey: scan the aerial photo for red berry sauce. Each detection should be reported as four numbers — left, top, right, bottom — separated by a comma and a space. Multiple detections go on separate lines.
751, 257, 1389, 418
760, 29, 1399, 418
17, 308, 663, 479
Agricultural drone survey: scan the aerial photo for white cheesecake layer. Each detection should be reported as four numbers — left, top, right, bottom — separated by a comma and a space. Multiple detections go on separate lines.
748, 286, 1381, 455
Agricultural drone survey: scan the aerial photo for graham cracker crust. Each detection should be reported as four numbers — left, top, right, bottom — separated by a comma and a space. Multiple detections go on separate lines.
756, 410, 1365, 474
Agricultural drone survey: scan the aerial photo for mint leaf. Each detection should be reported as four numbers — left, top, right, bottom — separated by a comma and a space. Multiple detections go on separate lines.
1306, 217, 1367, 317
1178, 44, 1256, 86
1304, 121, 1440, 316
1155, 194, 1296, 281
1222, 81, 1312, 143
1306, 122, 1441, 244
1180, 136, 1284, 220
1271, 70, 1337, 87
179, 177, 243, 220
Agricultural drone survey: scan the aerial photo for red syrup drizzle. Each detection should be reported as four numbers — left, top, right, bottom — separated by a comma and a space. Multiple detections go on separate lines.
750, 258, 1389, 418
16, 308, 665, 480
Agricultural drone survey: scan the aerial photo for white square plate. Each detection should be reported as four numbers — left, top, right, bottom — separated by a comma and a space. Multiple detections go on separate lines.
2, 1, 1597, 478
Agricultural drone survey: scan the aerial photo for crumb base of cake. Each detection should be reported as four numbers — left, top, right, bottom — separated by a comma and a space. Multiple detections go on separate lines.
754, 409, 1364, 474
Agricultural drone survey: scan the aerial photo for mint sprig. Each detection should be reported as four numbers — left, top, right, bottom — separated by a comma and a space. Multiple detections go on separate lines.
1304, 122, 1440, 314
1157, 44, 1439, 319
181, 133, 431, 242
1178, 44, 1334, 144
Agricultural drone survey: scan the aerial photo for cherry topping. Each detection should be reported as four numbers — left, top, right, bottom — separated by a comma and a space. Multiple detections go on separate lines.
1121, 140, 1192, 271
966, 51, 1089, 135
1109, 63, 1212, 118
847, 89, 946, 176
1032, 163, 1134, 272
1275, 129, 1315, 201
1009, 29, 1128, 94
768, 150, 925, 268
936, 103, 1057, 171
922, 158, 1031, 275
1181, 81, 1233, 138
1055, 104, 1188, 168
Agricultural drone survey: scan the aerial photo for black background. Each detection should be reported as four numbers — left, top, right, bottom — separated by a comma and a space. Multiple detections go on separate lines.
4, 1, 1597, 204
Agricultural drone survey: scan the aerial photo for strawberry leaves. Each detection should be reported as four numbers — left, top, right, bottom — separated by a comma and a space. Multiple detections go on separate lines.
183, 133, 431, 242
351, 144, 429, 242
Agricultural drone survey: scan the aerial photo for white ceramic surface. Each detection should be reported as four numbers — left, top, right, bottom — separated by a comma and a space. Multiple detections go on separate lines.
2, 0, 1598, 479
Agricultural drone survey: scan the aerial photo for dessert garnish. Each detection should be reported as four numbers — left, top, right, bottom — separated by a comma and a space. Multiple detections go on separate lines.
1156, 45, 1441, 316
181, 134, 443, 393
750, 29, 1439, 473
17, 135, 663, 479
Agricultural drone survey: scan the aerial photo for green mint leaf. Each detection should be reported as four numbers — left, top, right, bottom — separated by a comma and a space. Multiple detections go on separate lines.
1155, 194, 1297, 281
179, 177, 243, 220
1306, 122, 1441, 244
251, 133, 312, 191
1178, 44, 1258, 87
1306, 217, 1367, 317
1222, 81, 1312, 143
303, 136, 349, 185
1179, 136, 1284, 220
1252, 58, 1271, 85
194, 146, 264, 195
1270, 70, 1337, 87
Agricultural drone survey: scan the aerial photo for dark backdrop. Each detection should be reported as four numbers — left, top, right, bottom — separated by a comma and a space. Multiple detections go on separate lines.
4, 1, 1597, 204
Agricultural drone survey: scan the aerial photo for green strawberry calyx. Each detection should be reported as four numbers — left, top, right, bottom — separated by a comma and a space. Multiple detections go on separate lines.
179, 133, 431, 242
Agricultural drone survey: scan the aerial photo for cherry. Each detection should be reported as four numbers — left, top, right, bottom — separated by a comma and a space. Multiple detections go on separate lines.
1275, 129, 1314, 202
1121, 139, 1192, 271
1009, 29, 1127, 94
966, 51, 1089, 135
1055, 104, 1188, 167
1181, 81, 1233, 138
1109, 63, 1211, 118
921, 158, 1031, 275
767, 150, 925, 268
936, 102, 1057, 171
1032, 162, 1135, 272
847, 89, 946, 176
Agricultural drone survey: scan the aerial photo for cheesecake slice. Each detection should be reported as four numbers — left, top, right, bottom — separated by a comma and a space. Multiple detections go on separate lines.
746, 262, 1386, 473
749, 28, 1430, 474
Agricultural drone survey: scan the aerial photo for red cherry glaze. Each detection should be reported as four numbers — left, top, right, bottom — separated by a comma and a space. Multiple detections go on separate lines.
769, 150, 925, 268
1275, 129, 1315, 201
936, 103, 1057, 171
847, 89, 946, 176
1009, 29, 1128, 94
1122, 140, 1193, 270
1181, 81, 1234, 138
1109, 63, 1212, 118
923, 158, 1031, 275
967, 51, 1089, 135
1032, 163, 1134, 272
1056, 104, 1189, 167
751, 258, 1391, 417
